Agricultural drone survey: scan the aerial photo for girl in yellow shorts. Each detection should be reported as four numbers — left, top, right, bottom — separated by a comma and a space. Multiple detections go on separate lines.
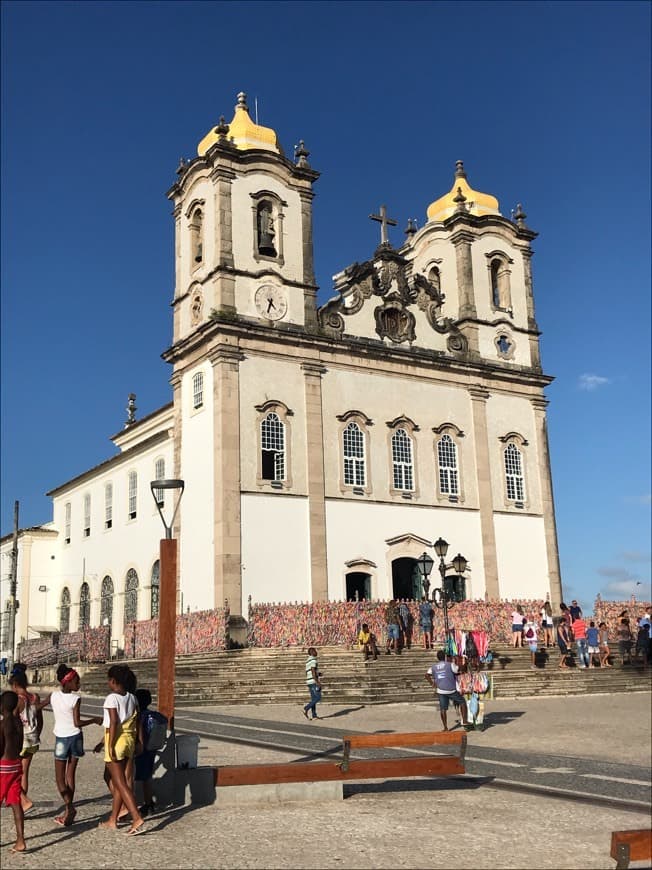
98, 665, 144, 835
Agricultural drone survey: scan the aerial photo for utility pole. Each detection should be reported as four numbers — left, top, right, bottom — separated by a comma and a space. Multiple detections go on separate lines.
7, 500, 19, 664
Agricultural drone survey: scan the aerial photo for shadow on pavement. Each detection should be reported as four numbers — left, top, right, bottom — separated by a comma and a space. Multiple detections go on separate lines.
481, 711, 525, 730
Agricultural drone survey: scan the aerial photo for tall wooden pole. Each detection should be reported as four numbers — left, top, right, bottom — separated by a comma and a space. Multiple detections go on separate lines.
157, 537, 177, 730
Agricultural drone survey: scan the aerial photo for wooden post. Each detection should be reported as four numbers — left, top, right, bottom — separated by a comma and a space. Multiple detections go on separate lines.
157, 537, 177, 729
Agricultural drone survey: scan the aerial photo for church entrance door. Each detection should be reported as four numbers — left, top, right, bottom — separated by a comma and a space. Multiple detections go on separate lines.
391, 557, 420, 600
346, 572, 371, 601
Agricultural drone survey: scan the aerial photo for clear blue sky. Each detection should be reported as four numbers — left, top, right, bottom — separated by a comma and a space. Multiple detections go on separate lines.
2, 1, 650, 612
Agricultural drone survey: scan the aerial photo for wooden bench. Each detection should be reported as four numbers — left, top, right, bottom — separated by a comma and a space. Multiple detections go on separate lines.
611, 830, 652, 869
215, 730, 465, 788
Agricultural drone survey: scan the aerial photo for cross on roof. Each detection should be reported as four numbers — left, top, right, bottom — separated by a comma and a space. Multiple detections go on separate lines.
369, 204, 397, 246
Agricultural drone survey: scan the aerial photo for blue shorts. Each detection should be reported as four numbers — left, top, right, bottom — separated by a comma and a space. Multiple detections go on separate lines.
387, 624, 400, 640
438, 690, 465, 711
135, 750, 156, 781
512, 624, 523, 632
54, 733, 84, 761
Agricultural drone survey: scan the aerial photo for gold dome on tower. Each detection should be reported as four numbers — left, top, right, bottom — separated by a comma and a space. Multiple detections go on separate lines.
198, 92, 281, 156
426, 161, 500, 222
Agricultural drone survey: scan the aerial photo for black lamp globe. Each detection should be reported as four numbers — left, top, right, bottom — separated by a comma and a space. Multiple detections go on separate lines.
433, 537, 449, 559
416, 552, 434, 581
452, 553, 467, 575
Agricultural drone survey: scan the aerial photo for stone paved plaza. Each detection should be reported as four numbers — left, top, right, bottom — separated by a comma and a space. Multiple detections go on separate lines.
1, 692, 650, 869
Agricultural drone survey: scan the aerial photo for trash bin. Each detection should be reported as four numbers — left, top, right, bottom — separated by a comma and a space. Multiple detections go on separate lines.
176, 733, 200, 769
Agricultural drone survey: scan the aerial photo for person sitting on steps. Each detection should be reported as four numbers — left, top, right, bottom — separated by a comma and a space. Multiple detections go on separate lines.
357, 624, 378, 661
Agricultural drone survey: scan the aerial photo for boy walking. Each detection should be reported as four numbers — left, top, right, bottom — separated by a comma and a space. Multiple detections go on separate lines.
302, 647, 322, 721
1, 690, 26, 853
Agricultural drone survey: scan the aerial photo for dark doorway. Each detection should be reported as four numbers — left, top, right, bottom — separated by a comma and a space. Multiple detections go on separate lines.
346, 572, 371, 601
391, 557, 420, 600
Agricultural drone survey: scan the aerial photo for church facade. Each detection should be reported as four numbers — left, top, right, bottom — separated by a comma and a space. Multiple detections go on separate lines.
1, 93, 562, 654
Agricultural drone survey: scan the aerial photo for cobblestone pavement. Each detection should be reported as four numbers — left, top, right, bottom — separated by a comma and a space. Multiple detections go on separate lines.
1, 692, 650, 869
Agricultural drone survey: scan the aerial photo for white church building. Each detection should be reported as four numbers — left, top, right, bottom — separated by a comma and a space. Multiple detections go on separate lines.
1, 92, 562, 655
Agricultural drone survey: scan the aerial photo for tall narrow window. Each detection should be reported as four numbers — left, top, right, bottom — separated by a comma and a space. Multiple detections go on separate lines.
488, 254, 512, 310
104, 483, 113, 529
83, 494, 91, 537
59, 587, 71, 634
437, 435, 459, 496
128, 471, 137, 520
189, 207, 203, 265
392, 428, 414, 491
64, 503, 71, 545
192, 372, 204, 409
343, 422, 366, 487
79, 581, 90, 629
504, 442, 525, 503
256, 201, 277, 257
100, 576, 114, 629
154, 459, 165, 507
124, 569, 139, 624
261, 412, 285, 481
150, 560, 160, 619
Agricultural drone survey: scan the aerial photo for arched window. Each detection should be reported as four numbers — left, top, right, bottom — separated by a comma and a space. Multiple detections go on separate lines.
192, 371, 204, 409
78, 581, 90, 629
256, 200, 277, 257
437, 434, 459, 496
59, 587, 71, 634
128, 471, 137, 520
343, 422, 366, 487
504, 442, 525, 504
153, 459, 165, 507
261, 412, 285, 481
391, 428, 414, 491
488, 254, 512, 310
189, 207, 203, 265
428, 265, 441, 292
150, 560, 160, 618
124, 569, 139, 624
100, 576, 114, 629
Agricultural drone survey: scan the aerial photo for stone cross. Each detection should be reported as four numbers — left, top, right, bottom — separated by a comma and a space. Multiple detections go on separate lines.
369, 204, 397, 246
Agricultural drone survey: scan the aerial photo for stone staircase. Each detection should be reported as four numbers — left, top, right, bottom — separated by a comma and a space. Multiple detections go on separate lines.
78, 644, 652, 706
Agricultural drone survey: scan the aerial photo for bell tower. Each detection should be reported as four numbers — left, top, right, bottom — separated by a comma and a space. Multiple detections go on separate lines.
166, 92, 320, 342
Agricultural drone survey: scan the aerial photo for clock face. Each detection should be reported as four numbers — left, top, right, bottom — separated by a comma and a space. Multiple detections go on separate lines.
255, 284, 288, 321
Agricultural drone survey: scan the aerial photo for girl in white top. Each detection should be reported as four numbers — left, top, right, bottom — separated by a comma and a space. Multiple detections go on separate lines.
97, 664, 144, 836
41, 664, 101, 827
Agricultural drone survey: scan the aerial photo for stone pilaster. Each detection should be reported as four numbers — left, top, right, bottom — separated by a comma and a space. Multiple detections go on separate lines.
172, 204, 182, 343
210, 343, 243, 614
469, 386, 499, 600
302, 362, 328, 601
211, 166, 236, 312
451, 229, 477, 319
299, 190, 318, 330
521, 247, 538, 331
531, 396, 563, 610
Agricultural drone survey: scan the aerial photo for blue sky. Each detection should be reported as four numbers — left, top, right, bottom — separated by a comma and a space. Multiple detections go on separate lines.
1, 1, 650, 611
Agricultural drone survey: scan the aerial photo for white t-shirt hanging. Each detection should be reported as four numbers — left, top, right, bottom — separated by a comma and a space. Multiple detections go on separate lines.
102, 691, 137, 728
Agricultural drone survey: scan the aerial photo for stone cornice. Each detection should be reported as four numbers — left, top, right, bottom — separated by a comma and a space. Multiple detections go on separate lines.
456, 316, 541, 338
300, 361, 327, 378
450, 229, 476, 246
469, 385, 491, 402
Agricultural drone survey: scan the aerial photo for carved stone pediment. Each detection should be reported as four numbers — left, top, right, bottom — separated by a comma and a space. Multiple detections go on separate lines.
317, 247, 467, 354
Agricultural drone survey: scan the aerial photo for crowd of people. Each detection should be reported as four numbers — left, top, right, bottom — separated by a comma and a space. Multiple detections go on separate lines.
0, 662, 167, 853
509, 601, 652, 671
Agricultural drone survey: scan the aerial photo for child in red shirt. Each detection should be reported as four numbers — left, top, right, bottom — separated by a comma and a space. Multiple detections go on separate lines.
1, 690, 26, 853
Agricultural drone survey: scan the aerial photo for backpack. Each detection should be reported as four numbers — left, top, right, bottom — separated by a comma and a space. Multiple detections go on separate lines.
525, 627, 534, 639
144, 710, 168, 751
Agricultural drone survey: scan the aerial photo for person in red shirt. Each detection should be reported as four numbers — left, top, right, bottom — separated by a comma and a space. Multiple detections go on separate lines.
572, 616, 589, 668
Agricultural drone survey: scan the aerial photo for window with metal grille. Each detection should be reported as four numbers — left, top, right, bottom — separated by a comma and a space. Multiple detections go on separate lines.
83, 494, 91, 537
79, 581, 90, 629
100, 576, 113, 629
64, 503, 71, 544
192, 371, 204, 409
343, 422, 366, 486
128, 471, 137, 520
154, 459, 165, 507
437, 435, 459, 495
504, 442, 525, 502
150, 560, 160, 618
60, 587, 71, 634
124, 569, 139, 624
392, 428, 414, 491
261, 412, 285, 481
105, 483, 113, 529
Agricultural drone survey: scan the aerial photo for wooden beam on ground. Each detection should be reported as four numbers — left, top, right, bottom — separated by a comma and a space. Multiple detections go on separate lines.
216, 755, 464, 787
343, 731, 464, 749
610, 829, 652, 869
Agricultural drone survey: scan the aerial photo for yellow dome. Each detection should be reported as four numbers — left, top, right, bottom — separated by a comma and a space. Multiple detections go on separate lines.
197, 92, 281, 156
426, 161, 500, 222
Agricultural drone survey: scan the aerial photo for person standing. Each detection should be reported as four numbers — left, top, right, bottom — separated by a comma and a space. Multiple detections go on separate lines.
41, 664, 101, 827
1, 691, 27, 853
586, 621, 600, 668
419, 597, 434, 650
523, 618, 539, 669
598, 621, 612, 668
385, 600, 401, 655
557, 619, 571, 669
540, 601, 555, 648
7, 668, 42, 813
398, 600, 411, 650
617, 618, 633, 666
572, 615, 589, 668
511, 605, 525, 648
302, 647, 322, 721
425, 651, 468, 732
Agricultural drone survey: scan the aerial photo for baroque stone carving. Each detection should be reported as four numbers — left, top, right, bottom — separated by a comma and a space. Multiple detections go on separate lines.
374, 301, 416, 344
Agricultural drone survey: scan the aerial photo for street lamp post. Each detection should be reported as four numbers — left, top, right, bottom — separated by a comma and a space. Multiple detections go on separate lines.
150, 478, 184, 730
427, 538, 468, 649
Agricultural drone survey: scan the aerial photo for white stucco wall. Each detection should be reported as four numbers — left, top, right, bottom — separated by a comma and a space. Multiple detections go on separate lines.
484, 393, 541, 513
241, 493, 311, 604
493, 513, 550, 600
471, 232, 527, 326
